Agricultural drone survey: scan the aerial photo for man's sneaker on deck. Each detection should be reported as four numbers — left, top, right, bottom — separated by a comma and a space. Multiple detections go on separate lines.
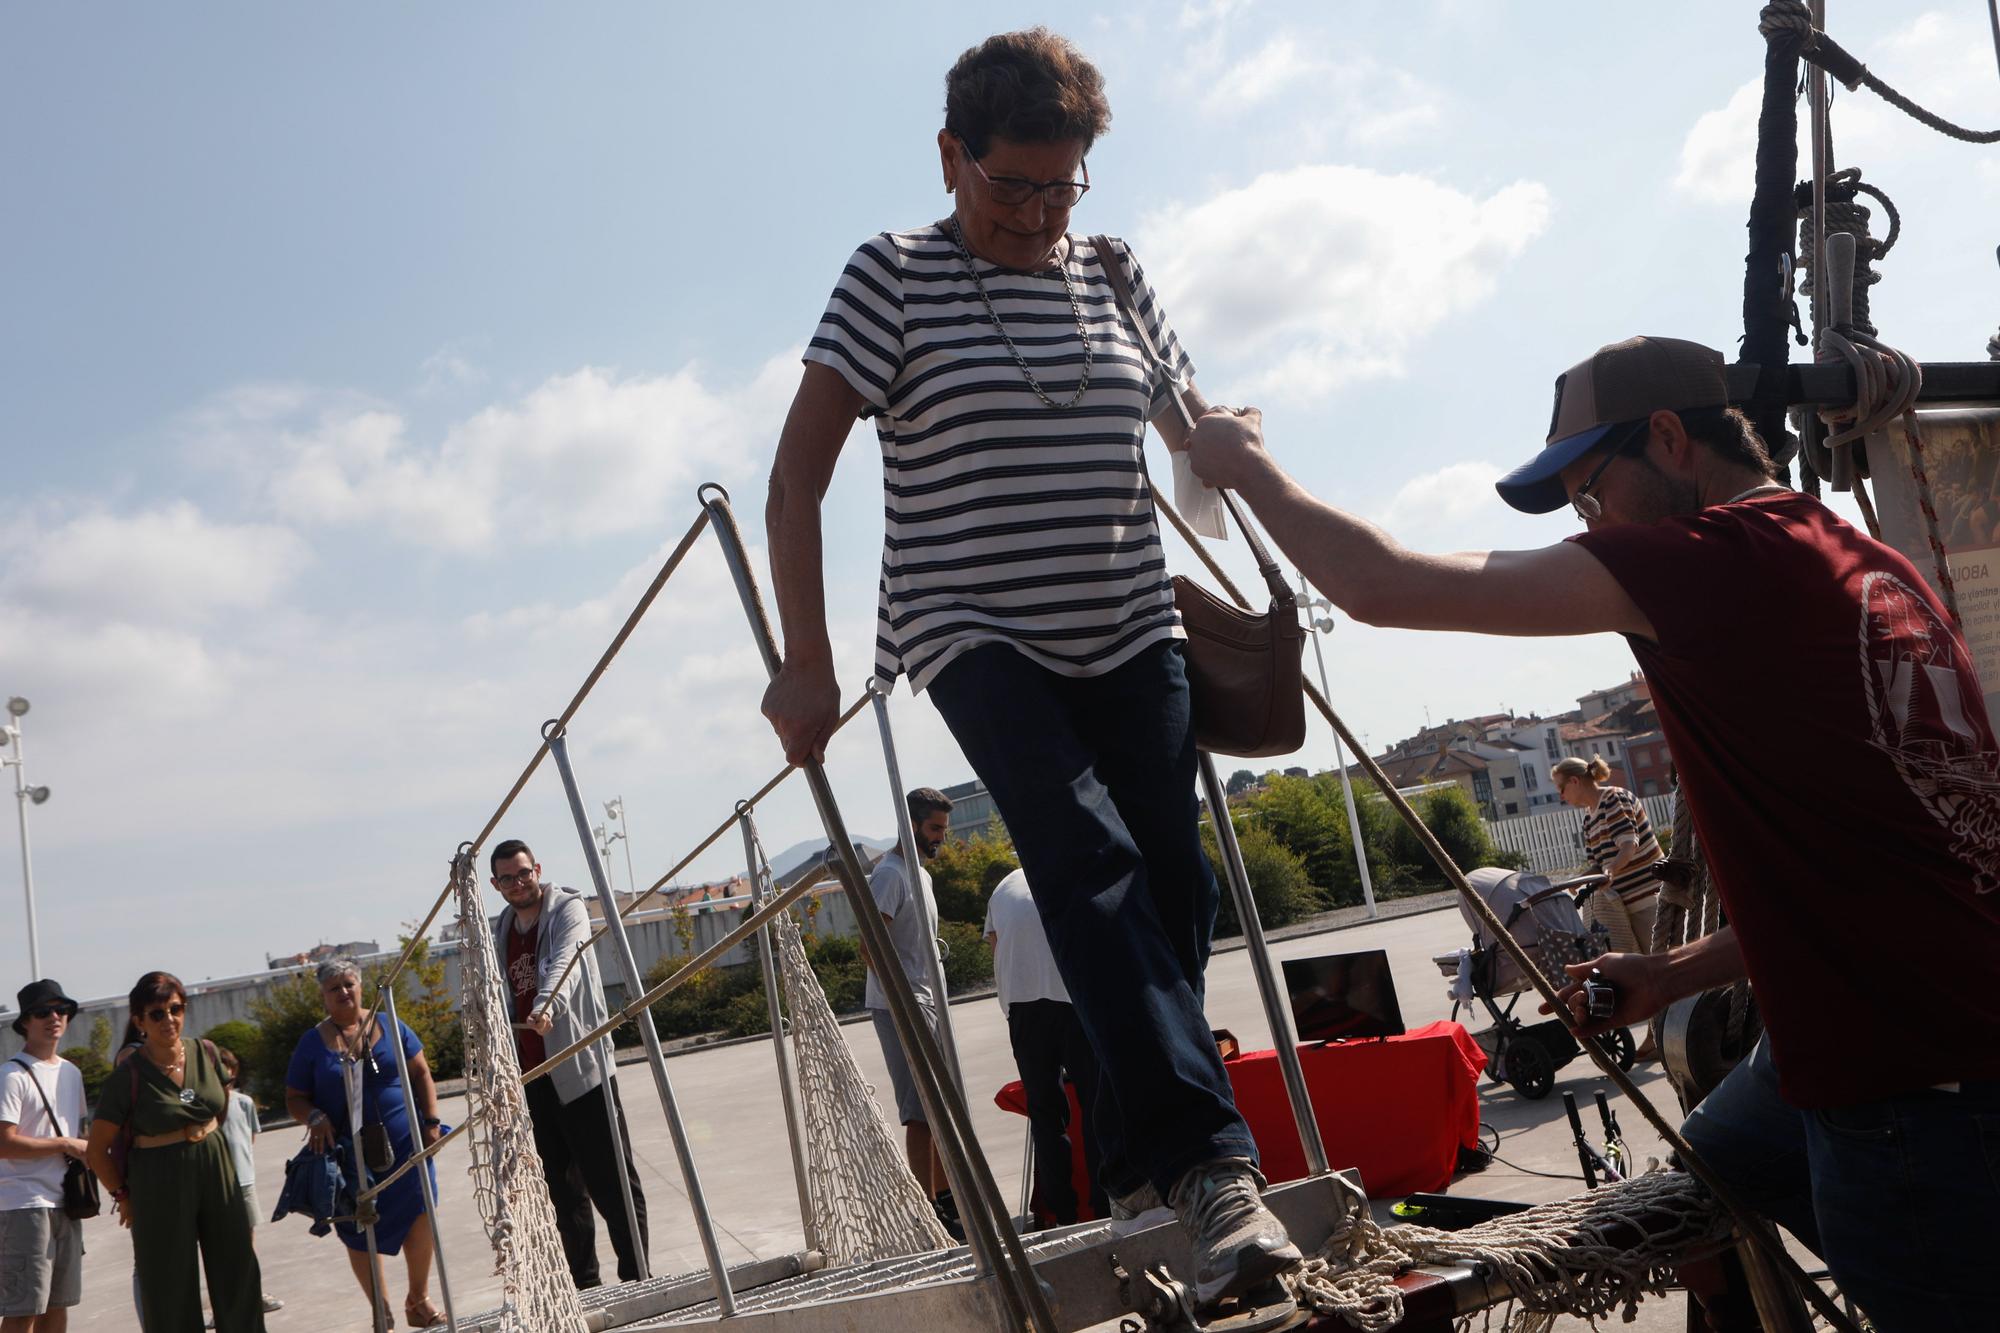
1168, 1158, 1302, 1309
1108, 1180, 1173, 1236
933, 1187, 967, 1243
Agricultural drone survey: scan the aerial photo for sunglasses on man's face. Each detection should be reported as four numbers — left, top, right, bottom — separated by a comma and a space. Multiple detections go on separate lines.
145, 1002, 187, 1022
27, 1004, 76, 1021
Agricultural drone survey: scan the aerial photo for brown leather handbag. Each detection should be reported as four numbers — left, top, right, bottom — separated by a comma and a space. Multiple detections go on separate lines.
1092, 236, 1306, 758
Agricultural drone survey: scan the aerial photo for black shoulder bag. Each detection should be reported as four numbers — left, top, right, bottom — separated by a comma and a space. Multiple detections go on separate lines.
1090, 235, 1306, 758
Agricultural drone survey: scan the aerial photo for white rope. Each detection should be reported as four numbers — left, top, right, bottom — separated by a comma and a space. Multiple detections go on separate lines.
746, 820, 953, 1262
451, 852, 590, 1333
1289, 1171, 1733, 1332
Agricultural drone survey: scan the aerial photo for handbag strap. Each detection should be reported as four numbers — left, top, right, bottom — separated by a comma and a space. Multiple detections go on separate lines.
1089, 234, 1297, 608
9, 1054, 69, 1139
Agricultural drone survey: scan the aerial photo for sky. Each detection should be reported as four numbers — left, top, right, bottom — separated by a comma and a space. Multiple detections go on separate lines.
4, 2, 1998, 1002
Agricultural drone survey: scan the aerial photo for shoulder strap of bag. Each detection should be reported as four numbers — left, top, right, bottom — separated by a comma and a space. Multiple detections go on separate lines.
1089, 235, 1296, 608
11, 1054, 67, 1137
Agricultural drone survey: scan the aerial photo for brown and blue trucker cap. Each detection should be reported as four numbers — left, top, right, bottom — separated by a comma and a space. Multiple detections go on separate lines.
1495, 336, 1730, 514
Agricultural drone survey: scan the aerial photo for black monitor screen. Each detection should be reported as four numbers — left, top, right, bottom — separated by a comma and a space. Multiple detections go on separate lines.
1282, 949, 1406, 1043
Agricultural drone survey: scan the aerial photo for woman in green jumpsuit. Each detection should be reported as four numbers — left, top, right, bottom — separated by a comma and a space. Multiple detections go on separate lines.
85, 971, 266, 1333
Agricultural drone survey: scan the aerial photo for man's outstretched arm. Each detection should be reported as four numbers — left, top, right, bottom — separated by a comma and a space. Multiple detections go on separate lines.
1187, 408, 1655, 641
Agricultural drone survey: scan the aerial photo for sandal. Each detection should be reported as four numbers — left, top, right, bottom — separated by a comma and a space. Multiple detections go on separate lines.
405, 1299, 448, 1327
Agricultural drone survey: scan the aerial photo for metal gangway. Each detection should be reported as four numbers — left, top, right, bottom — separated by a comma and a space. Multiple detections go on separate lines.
339, 483, 1361, 1333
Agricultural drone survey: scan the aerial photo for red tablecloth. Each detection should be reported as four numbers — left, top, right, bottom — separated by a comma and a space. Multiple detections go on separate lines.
997, 1020, 1485, 1214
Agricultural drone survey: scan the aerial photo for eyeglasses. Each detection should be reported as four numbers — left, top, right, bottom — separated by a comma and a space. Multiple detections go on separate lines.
494, 868, 537, 887
144, 1002, 187, 1022
1570, 420, 1650, 524
956, 136, 1090, 209
26, 1004, 76, 1021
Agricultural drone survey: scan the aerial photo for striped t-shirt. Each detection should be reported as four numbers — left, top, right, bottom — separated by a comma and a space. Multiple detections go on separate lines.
1581, 786, 1664, 901
804, 224, 1193, 692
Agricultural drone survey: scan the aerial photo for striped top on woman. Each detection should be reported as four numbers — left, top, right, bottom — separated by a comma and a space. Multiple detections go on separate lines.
804, 224, 1192, 692
1580, 786, 1665, 903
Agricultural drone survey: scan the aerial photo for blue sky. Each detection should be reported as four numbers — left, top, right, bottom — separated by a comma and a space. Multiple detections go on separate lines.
4, 1, 1998, 1001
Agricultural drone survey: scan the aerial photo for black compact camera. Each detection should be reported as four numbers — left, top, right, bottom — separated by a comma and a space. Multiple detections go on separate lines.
1581, 969, 1617, 1023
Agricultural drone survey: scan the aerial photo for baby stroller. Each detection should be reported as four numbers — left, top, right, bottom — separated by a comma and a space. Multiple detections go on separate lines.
1434, 867, 1637, 1099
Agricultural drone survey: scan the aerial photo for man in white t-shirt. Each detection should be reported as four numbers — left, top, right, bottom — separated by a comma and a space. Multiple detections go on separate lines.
0, 979, 89, 1333
984, 868, 1104, 1226
861, 788, 951, 1219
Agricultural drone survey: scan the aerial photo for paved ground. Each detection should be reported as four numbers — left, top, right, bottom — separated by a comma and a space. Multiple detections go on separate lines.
63, 901, 1708, 1331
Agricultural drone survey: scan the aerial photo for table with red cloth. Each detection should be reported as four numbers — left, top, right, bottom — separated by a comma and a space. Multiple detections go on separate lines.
996, 1020, 1486, 1220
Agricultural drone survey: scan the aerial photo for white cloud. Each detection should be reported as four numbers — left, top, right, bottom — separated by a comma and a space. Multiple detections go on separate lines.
2, 502, 308, 626
1137, 165, 1552, 398
1676, 10, 2000, 205
1189, 35, 1444, 148
190, 354, 798, 552
1179, 0, 1255, 32
1201, 36, 1320, 112
1376, 461, 1506, 534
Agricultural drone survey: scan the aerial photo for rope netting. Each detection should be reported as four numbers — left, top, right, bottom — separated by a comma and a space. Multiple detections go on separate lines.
748, 820, 954, 1262
1289, 1171, 1734, 1333
451, 850, 591, 1333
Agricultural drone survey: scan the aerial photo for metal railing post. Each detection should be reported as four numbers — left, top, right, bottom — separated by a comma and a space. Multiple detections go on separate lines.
1198, 752, 1330, 1176
547, 724, 728, 1308
381, 985, 459, 1330
698, 483, 1058, 1333
351, 1090, 391, 1333
865, 679, 966, 1090
739, 807, 823, 1255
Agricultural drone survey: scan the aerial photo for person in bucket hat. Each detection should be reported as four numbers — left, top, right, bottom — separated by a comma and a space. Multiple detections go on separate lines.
1185, 335, 2000, 1331
2, 979, 89, 1331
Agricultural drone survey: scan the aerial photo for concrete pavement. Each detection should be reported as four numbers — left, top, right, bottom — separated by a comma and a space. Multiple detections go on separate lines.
61, 901, 1709, 1331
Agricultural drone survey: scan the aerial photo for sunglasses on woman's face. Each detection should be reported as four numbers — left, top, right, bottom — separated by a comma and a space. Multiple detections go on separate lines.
145, 1002, 187, 1022
27, 1004, 76, 1021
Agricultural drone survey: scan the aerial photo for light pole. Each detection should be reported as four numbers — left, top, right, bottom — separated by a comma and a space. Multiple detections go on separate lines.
604, 796, 639, 901
3, 697, 51, 978
1293, 590, 1377, 917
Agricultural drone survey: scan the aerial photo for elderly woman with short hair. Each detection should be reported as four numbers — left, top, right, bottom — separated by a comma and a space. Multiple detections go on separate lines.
284, 958, 447, 1328
85, 971, 267, 1332
759, 27, 1298, 1312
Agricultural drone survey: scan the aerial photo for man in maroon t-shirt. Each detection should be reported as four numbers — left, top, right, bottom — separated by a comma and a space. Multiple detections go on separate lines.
1188, 335, 2000, 1331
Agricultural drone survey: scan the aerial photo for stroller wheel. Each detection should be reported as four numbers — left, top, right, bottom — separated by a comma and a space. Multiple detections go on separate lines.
1594, 1026, 1636, 1071
1508, 1039, 1555, 1099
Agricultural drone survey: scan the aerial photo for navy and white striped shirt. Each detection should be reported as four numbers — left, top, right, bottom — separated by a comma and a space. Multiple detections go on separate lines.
805, 224, 1194, 691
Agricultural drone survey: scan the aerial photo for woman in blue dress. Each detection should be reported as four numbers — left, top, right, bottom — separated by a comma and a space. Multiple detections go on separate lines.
284, 957, 449, 1327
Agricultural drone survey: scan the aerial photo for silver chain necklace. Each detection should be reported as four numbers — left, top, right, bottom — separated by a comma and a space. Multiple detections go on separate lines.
947, 217, 1092, 410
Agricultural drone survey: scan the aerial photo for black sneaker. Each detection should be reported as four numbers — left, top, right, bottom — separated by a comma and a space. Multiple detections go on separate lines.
933, 1187, 967, 1243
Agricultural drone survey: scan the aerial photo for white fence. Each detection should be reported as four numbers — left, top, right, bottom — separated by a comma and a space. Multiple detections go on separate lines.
1483, 793, 1676, 876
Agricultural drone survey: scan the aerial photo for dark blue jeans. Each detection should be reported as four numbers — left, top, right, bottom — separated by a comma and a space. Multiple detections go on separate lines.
1681, 1034, 2000, 1331
929, 640, 1257, 1199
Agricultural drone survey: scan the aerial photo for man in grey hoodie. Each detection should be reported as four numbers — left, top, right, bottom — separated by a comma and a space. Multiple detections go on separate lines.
491, 839, 649, 1289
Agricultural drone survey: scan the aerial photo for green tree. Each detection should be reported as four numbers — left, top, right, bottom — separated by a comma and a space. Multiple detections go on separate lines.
927, 829, 1018, 925
1375, 785, 1524, 894
1242, 774, 1350, 901
60, 1014, 115, 1104
938, 920, 994, 993
245, 970, 326, 1105
1226, 769, 1258, 797
1202, 817, 1316, 935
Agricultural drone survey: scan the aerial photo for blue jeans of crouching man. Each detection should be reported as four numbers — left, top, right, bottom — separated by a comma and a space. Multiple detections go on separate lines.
929, 639, 1258, 1201
1680, 1033, 2000, 1332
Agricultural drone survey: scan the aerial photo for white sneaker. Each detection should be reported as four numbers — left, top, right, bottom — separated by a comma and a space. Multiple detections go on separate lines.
1168, 1158, 1302, 1309
1108, 1180, 1173, 1236
262, 1294, 285, 1312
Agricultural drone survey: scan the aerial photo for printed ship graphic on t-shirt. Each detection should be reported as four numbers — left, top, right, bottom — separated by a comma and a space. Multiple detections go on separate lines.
1861, 570, 2000, 894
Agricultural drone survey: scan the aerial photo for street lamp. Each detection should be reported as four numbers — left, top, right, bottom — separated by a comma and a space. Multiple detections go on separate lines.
1292, 589, 1377, 918
3, 696, 48, 977
604, 796, 639, 902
